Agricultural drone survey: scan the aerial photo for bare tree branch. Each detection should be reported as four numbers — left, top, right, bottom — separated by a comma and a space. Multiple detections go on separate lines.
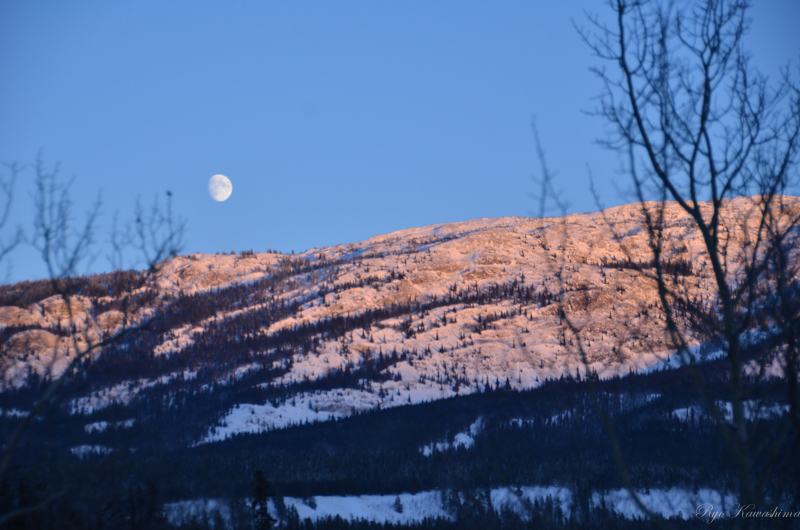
0, 157, 187, 525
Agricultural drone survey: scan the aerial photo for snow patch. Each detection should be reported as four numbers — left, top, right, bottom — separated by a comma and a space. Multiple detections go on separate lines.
0, 408, 29, 418
673, 400, 789, 423
84, 419, 135, 433
284, 491, 450, 525
70, 381, 153, 415
421, 417, 482, 456
594, 488, 737, 520
70, 371, 196, 415
70, 445, 114, 458
164, 499, 232, 528
198, 389, 384, 443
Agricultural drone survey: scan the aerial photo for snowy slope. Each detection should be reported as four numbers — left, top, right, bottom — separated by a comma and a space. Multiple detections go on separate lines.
2, 196, 796, 442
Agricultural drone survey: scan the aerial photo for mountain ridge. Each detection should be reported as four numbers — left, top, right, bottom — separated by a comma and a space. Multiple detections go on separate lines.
1, 196, 794, 441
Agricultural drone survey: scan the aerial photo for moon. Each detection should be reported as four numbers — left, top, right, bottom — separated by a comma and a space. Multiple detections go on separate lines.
208, 174, 232, 202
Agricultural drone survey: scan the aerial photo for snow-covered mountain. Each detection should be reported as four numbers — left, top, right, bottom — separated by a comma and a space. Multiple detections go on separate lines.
0, 197, 790, 441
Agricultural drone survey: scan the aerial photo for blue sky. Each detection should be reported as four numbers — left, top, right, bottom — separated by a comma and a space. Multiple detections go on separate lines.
1, 1, 799, 283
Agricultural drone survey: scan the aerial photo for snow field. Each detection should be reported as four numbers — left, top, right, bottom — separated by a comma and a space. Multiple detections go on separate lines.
165, 485, 738, 527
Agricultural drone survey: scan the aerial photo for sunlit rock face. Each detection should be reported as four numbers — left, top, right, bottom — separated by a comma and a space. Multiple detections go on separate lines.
0, 306, 44, 329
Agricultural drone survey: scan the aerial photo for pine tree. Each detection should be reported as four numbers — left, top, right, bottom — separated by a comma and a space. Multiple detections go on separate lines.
250, 470, 275, 530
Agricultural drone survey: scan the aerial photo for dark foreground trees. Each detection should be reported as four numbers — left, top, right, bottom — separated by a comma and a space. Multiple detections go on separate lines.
0, 157, 186, 526
551, 0, 800, 526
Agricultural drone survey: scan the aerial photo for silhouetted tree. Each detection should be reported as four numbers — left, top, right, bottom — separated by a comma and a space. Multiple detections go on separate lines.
251, 469, 275, 530
0, 156, 186, 526
536, 0, 800, 526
